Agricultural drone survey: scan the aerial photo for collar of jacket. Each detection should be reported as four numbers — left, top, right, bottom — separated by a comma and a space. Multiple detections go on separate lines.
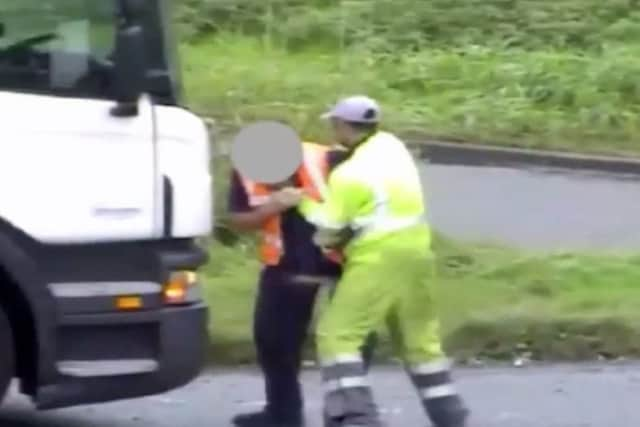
345, 129, 379, 158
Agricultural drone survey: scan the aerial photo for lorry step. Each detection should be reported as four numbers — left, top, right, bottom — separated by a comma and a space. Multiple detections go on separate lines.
57, 359, 159, 377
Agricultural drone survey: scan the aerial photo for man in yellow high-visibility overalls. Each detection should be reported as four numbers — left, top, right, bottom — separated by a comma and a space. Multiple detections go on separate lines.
296, 96, 470, 427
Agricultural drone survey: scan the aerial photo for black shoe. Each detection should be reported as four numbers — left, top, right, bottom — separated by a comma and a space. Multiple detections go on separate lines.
434, 408, 469, 427
232, 411, 305, 427
232, 411, 271, 427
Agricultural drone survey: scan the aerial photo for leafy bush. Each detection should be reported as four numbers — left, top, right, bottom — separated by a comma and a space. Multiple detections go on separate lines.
183, 37, 640, 153
177, 0, 640, 52
178, 0, 640, 153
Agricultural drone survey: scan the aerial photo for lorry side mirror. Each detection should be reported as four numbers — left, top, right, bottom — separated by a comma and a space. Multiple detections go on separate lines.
121, 0, 147, 19
110, 24, 147, 117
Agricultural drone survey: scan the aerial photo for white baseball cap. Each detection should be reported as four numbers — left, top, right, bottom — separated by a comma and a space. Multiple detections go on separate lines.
321, 95, 381, 123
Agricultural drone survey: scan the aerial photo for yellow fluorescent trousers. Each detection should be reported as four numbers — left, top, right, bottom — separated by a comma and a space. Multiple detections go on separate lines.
298, 131, 445, 364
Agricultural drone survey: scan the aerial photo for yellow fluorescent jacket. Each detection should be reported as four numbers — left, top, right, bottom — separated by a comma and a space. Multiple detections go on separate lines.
298, 131, 431, 256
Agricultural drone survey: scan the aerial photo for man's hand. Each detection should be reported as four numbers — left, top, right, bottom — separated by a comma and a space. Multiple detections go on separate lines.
270, 187, 304, 209
313, 229, 342, 247
313, 227, 355, 249
227, 187, 303, 231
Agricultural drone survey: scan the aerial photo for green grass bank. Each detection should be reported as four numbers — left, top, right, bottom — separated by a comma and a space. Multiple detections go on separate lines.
179, 0, 640, 364
178, 0, 640, 155
203, 236, 640, 365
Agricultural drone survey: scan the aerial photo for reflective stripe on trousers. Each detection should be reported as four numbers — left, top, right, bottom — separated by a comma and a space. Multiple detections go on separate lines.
408, 359, 469, 427
409, 359, 457, 399
320, 354, 383, 427
321, 353, 368, 391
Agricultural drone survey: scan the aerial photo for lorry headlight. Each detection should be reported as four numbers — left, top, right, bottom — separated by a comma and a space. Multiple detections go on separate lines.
163, 271, 201, 305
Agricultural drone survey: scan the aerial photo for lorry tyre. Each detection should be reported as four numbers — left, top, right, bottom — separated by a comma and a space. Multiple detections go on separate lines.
0, 306, 14, 405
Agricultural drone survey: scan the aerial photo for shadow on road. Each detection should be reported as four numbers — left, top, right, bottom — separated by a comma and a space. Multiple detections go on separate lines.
0, 410, 117, 427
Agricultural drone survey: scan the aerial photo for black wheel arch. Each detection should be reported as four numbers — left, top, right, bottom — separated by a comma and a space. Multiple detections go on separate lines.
0, 219, 57, 394
0, 299, 14, 402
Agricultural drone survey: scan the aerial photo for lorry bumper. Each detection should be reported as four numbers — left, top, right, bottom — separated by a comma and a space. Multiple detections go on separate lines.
35, 302, 209, 410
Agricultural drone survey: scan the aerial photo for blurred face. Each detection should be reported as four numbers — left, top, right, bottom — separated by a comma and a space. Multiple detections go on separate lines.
329, 118, 356, 146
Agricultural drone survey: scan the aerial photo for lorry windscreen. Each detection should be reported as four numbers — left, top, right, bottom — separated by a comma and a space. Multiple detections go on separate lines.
0, 0, 118, 99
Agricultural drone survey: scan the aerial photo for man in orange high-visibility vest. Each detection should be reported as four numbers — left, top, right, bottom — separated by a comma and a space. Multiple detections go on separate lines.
227, 142, 376, 427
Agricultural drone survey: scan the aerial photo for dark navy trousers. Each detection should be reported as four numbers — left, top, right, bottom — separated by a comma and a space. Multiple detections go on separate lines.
253, 267, 376, 423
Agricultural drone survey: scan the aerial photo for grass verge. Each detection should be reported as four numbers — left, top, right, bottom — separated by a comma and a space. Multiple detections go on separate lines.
203, 236, 640, 365
183, 1, 640, 364
182, 34, 640, 156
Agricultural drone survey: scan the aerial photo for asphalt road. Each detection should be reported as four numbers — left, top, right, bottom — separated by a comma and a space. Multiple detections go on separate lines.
3, 363, 640, 427
421, 163, 640, 251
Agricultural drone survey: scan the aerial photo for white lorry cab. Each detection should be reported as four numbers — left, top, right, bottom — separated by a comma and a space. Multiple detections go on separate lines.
0, 0, 212, 409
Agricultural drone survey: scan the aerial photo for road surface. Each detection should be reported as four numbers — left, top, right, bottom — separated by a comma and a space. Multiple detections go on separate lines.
421, 163, 640, 251
3, 363, 640, 426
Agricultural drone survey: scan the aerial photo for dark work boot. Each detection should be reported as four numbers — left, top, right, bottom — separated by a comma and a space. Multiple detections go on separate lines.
232, 411, 305, 427
430, 405, 469, 427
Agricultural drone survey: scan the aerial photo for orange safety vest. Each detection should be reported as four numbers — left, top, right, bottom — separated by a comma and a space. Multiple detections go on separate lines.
239, 142, 344, 266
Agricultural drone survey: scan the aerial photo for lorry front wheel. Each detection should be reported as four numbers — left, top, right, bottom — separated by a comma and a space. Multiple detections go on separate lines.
0, 306, 14, 405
